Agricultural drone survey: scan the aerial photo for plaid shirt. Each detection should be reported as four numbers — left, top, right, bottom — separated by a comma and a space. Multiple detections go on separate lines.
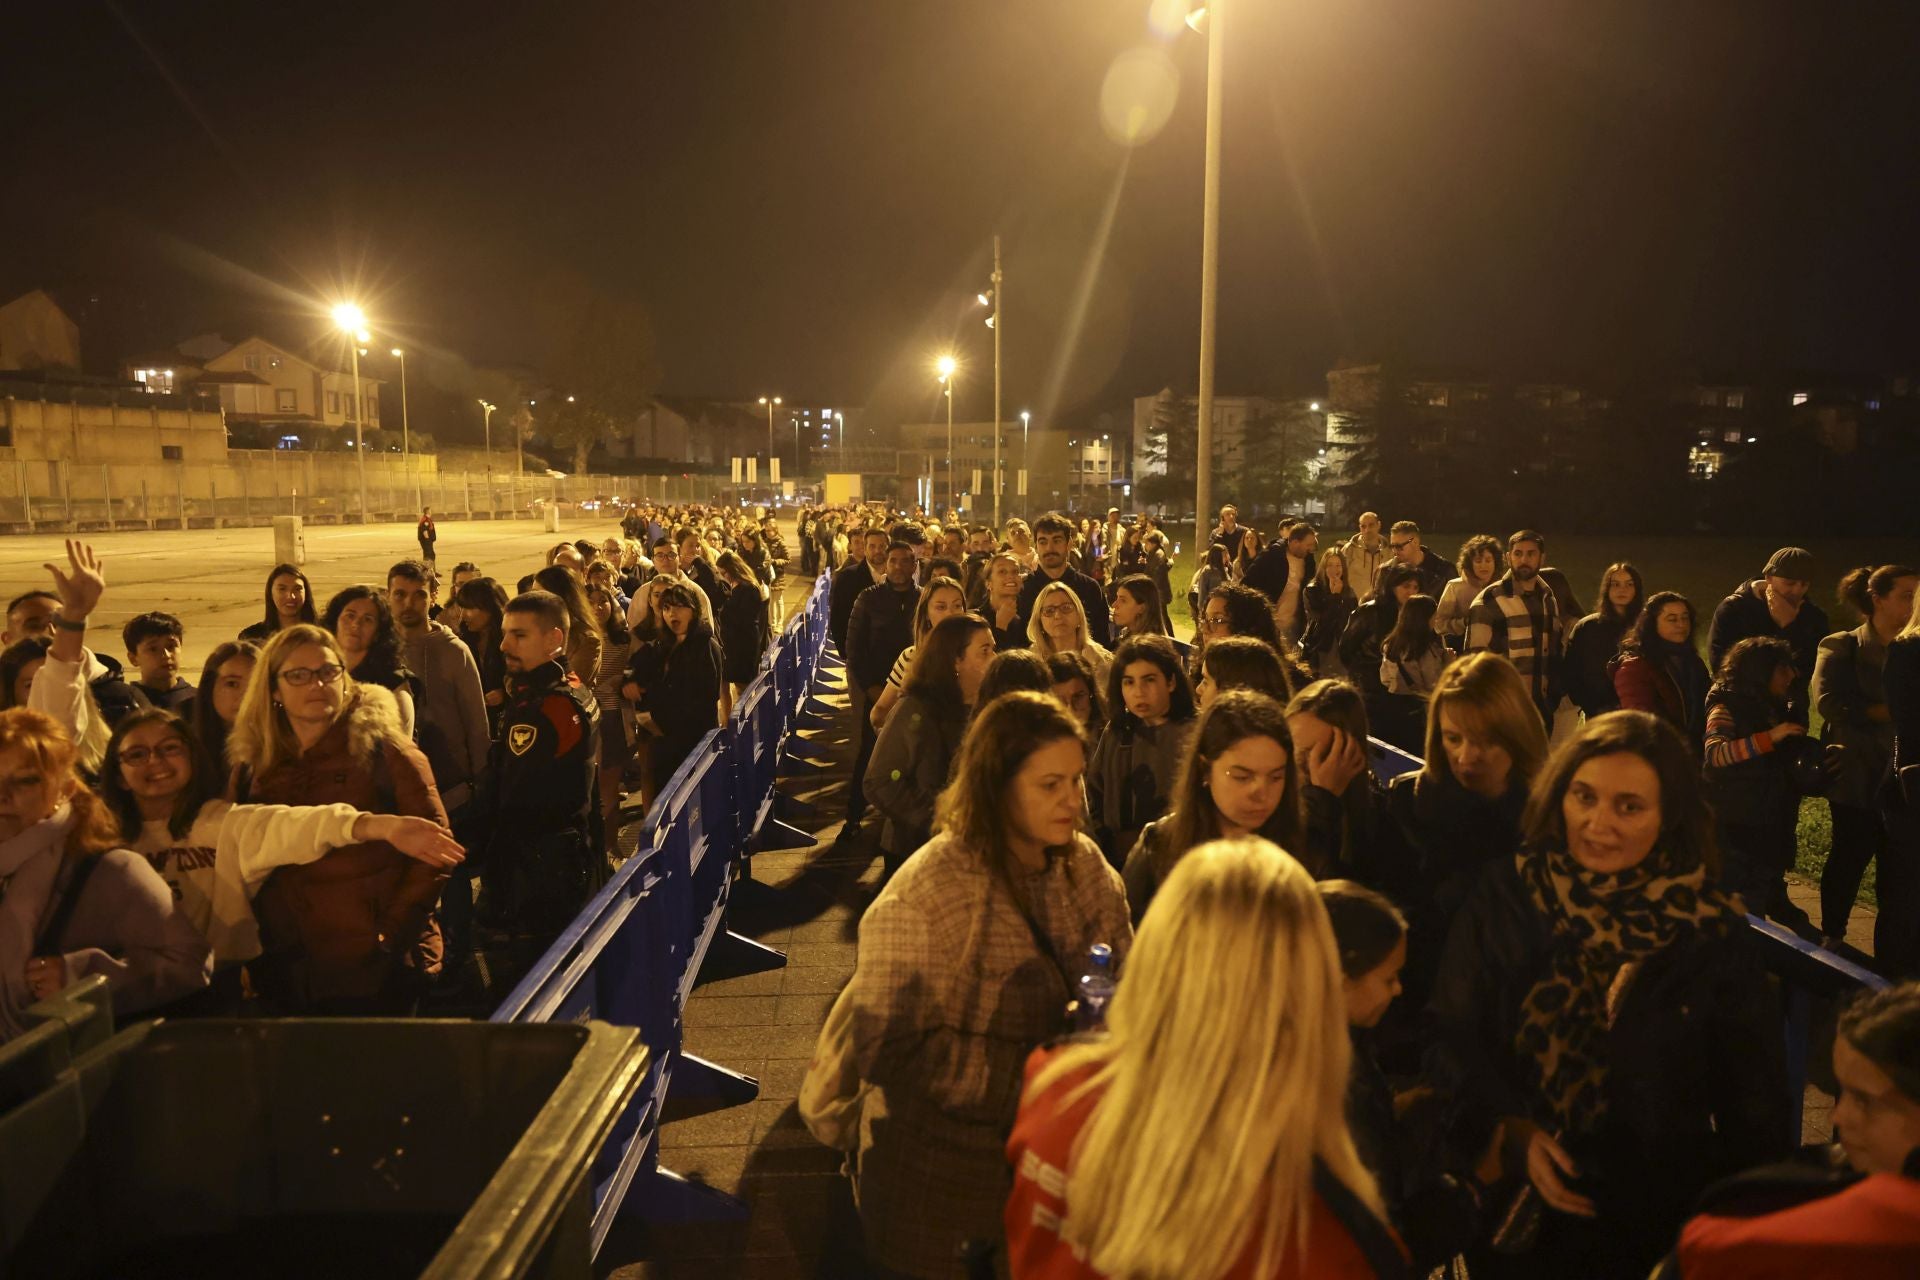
1466, 573, 1563, 712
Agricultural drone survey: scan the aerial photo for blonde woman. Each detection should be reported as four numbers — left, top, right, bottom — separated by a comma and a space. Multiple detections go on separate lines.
1027, 580, 1113, 688
1007, 836, 1404, 1279
802, 692, 1131, 1277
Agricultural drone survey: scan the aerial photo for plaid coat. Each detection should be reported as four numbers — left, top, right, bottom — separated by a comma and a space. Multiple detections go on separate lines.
1465, 573, 1564, 713
831, 831, 1130, 1277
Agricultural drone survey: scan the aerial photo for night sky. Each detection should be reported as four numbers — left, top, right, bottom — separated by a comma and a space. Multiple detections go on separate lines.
7, 0, 1917, 436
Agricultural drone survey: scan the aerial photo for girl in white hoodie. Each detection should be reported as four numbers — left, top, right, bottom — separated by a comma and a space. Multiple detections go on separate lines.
97, 709, 462, 1005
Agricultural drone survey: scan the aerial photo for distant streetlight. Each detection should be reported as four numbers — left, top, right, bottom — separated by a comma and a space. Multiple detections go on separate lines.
478, 399, 497, 508
1021, 410, 1031, 520
390, 348, 419, 512
1309, 401, 1321, 412
758, 395, 781, 492
936, 356, 958, 515
835, 411, 845, 461
333, 304, 369, 522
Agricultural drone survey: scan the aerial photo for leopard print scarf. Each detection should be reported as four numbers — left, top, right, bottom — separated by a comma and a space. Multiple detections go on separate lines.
1513, 846, 1740, 1134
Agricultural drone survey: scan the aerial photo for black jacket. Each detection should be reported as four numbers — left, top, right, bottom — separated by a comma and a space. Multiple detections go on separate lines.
1338, 598, 1395, 696
1015, 563, 1111, 642
1708, 580, 1829, 724
1241, 543, 1313, 607
635, 623, 724, 764
1300, 579, 1357, 671
1379, 545, 1456, 602
719, 583, 771, 684
1885, 633, 1920, 775
1563, 612, 1630, 718
1428, 858, 1792, 1269
845, 579, 918, 691
828, 560, 878, 654
482, 658, 600, 934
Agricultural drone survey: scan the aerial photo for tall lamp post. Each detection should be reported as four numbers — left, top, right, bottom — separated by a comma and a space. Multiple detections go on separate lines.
331, 303, 369, 522
390, 347, 420, 513
478, 399, 496, 516
757, 395, 781, 498
1020, 410, 1031, 520
936, 355, 957, 516
982, 236, 1003, 527
1191, 0, 1227, 568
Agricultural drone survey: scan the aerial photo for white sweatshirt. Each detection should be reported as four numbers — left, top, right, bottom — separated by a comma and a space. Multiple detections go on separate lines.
27, 646, 113, 776
131, 800, 364, 966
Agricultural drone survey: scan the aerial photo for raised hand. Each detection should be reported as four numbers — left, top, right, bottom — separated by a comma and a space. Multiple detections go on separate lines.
44, 539, 105, 619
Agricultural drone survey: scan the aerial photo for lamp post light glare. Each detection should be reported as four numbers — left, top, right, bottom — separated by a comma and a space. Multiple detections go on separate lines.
758, 396, 781, 494
333, 303, 369, 522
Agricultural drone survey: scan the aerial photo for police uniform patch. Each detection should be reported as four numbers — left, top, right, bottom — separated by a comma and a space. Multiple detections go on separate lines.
508, 724, 537, 755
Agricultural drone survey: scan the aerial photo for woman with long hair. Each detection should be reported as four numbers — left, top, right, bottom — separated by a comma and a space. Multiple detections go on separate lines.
452, 576, 510, 726
227, 625, 451, 1014
1431, 711, 1790, 1277
1301, 547, 1359, 677
631, 582, 724, 796
1703, 636, 1808, 924
1610, 590, 1709, 755
1286, 678, 1391, 884
1194, 634, 1294, 710
1383, 653, 1549, 1001
1196, 581, 1286, 685
191, 640, 258, 770
1087, 634, 1198, 865
1381, 594, 1451, 698
865, 613, 996, 865
1340, 564, 1420, 705
321, 585, 418, 740
871, 576, 968, 731
1436, 535, 1501, 646
1121, 690, 1306, 921
238, 562, 317, 643
532, 564, 605, 688
716, 548, 772, 703
1322, 878, 1488, 1271
1109, 574, 1171, 645
1047, 651, 1107, 737
586, 582, 635, 854
0, 708, 209, 1041
804, 692, 1131, 1276
1007, 837, 1402, 1280
1564, 562, 1645, 720
1813, 565, 1917, 948
1028, 580, 1114, 687
98, 708, 460, 1008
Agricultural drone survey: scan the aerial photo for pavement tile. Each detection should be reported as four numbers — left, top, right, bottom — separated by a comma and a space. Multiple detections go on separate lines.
775, 992, 839, 1025
694, 968, 788, 998
780, 966, 853, 994
684, 1022, 824, 1060
682, 995, 780, 1027
656, 1103, 757, 1150
755, 1057, 813, 1102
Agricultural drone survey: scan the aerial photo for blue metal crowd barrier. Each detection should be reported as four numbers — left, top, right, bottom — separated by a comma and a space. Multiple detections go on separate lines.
491, 570, 836, 1251
1365, 734, 1887, 1139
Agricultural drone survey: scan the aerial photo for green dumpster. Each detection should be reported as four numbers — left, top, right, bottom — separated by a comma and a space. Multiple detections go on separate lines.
0, 984, 646, 1280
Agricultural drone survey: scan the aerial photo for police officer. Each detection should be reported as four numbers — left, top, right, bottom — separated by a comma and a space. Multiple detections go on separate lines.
479, 589, 601, 943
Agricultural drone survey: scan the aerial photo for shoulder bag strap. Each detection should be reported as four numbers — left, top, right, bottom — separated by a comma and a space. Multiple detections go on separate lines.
35, 854, 104, 955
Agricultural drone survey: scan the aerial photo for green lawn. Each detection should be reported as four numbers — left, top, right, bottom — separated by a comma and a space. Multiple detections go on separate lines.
1154, 526, 1920, 906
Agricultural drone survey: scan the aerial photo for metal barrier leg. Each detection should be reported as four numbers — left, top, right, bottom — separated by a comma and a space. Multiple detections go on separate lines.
704, 927, 789, 977
782, 733, 836, 763
755, 817, 815, 851
670, 1050, 764, 1109
634, 1162, 751, 1222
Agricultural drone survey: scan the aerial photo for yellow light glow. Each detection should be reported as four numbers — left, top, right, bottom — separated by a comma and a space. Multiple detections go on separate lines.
331, 303, 366, 332
390, 347, 404, 357
936, 355, 957, 379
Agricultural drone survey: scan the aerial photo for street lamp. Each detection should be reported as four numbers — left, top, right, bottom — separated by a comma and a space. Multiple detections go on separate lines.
1020, 410, 1031, 521
478, 399, 496, 514
1190, 0, 1226, 573
331, 303, 369, 522
979, 237, 1004, 527
936, 355, 957, 516
835, 411, 845, 462
390, 347, 421, 513
757, 395, 781, 496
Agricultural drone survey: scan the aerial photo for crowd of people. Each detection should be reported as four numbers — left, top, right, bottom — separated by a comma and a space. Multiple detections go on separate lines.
0, 501, 784, 1025
796, 499, 1920, 1277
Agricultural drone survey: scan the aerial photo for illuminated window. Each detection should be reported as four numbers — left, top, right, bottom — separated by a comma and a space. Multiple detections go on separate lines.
1867, 399, 1882, 411
1791, 391, 1809, 406
1723, 429, 1741, 443
1424, 387, 1449, 407
1723, 391, 1744, 409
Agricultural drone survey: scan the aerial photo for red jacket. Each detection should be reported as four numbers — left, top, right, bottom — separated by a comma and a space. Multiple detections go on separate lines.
1004, 1046, 1401, 1280
237, 685, 449, 1010
1672, 1167, 1920, 1278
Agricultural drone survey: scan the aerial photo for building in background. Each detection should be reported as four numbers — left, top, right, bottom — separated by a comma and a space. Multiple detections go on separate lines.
121, 333, 383, 437
0, 291, 83, 374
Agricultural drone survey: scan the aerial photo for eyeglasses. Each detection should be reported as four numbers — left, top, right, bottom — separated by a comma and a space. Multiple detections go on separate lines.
0, 773, 45, 801
1389, 540, 1413, 552
1040, 603, 1077, 618
120, 741, 190, 768
278, 663, 344, 688
1203, 615, 1232, 631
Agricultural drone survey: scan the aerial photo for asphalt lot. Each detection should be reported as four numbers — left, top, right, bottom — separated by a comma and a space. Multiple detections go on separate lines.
0, 516, 635, 671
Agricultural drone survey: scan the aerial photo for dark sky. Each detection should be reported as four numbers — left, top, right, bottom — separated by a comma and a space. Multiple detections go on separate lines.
7, 0, 1917, 436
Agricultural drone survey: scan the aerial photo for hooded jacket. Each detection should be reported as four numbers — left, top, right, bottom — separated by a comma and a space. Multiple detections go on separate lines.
234, 684, 449, 1010
401, 621, 492, 812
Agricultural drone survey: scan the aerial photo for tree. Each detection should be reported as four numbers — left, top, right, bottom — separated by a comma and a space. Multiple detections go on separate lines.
1239, 403, 1325, 517
532, 278, 662, 474
1138, 387, 1197, 511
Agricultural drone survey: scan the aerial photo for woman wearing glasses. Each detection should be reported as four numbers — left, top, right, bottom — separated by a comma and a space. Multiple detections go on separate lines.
98, 708, 462, 1013
1027, 581, 1114, 688
226, 625, 453, 1015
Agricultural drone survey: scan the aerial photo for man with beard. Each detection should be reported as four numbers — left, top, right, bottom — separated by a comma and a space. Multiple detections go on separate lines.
1464, 529, 1564, 723
1014, 511, 1111, 638
480, 590, 600, 944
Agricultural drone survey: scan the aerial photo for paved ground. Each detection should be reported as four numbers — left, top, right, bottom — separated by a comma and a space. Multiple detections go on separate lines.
0, 516, 635, 658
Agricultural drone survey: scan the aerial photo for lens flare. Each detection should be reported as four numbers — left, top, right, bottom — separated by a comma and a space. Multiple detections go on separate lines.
1100, 47, 1179, 147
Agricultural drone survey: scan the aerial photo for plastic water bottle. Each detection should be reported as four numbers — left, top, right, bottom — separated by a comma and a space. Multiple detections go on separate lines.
1075, 944, 1116, 1031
